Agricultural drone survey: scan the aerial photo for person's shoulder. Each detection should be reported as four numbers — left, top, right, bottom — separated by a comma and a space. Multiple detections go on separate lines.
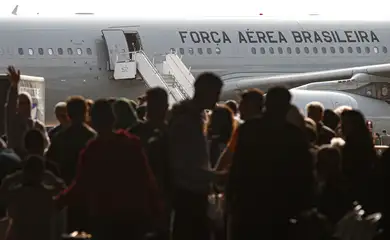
0, 149, 21, 162
322, 124, 335, 136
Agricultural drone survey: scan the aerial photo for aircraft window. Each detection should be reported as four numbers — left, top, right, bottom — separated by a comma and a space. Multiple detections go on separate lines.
28, 48, 34, 55
189, 48, 194, 55
260, 47, 266, 54
348, 47, 353, 53
179, 48, 184, 55
365, 47, 370, 53
215, 47, 221, 54
269, 47, 274, 54
278, 47, 283, 54
197, 48, 203, 54
321, 47, 327, 54
383, 46, 388, 53
339, 47, 344, 53
58, 48, 63, 55
67, 48, 73, 55
295, 47, 300, 54
38, 48, 44, 55
0, 48, 3, 55
313, 47, 318, 54
48, 48, 54, 55
287, 47, 292, 54
356, 47, 362, 54
207, 48, 212, 54
374, 47, 379, 53
251, 47, 256, 54
18, 48, 24, 55
76, 48, 83, 55
304, 47, 309, 54
86, 48, 93, 55
330, 47, 335, 54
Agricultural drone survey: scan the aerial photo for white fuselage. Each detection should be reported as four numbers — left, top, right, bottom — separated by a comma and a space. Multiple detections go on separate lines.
0, 16, 389, 124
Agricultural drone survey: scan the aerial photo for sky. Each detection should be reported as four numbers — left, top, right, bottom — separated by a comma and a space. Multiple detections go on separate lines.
0, 0, 388, 18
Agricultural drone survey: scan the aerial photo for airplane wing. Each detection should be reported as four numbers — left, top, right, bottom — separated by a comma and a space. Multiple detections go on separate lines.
222, 63, 390, 95
221, 63, 390, 133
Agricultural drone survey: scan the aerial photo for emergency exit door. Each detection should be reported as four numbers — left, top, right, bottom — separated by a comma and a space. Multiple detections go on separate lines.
101, 29, 131, 70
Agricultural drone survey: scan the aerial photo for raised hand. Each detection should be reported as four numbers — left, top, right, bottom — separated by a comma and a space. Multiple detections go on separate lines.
7, 66, 20, 87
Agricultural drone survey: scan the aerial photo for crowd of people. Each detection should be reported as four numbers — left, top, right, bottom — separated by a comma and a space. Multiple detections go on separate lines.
0, 65, 387, 240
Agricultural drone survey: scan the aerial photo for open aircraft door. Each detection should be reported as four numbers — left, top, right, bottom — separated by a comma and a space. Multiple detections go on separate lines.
101, 29, 131, 70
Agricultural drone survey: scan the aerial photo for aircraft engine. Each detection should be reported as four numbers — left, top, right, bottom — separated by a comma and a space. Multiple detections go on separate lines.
290, 89, 390, 133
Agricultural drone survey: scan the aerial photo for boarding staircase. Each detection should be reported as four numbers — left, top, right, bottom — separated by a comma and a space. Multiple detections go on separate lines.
113, 50, 194, 105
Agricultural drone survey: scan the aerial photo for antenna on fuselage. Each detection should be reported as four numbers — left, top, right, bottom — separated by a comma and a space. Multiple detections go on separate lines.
12, 5, 19, 15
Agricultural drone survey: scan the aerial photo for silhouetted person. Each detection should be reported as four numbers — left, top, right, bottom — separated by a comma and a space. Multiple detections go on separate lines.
225, 100, 238, 117
207, 105, 234, 168
323, 109, 340, 132
130, 87, 171, 240
23, 129, 59, 176
46, 96, 96, 232
0, 138, 21, 218
112, 98, 139, 130
169, 72, 226, 240
227, 86, 314, 240
306, 102, 335, 145
48, 102, 69, 141
56, 99, 162, 240
217, 89, 265, 170
316, 146, 349, 224
340, 110, 380, 214
0, 155, 65, 240
238, 88, 264, 121
5, 66, 49, 156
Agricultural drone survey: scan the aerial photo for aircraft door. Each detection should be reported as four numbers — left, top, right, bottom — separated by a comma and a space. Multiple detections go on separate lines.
101, 29, 131, 70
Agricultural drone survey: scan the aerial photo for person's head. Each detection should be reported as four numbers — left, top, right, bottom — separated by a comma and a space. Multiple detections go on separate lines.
24, 129, 45, 155
340, 110, 372, 144
193, 72, 223, 110
22, 155, 45, 185
265, 86, 291, 118
208, 104, 234, 142
91, 98, 115, 132
304, 117, 317, 144
146, 87, 168, 121
54, 102, 69, 125
112, 98, 138, 130
334, 105, 352, 116
323, 109, 340, 131
225, 100, 238, 116
66, 96, 87, 123
17, 92, 32, 118
317, 146, 342, 179
306, 101, 324, 123
238, 88, 264, 121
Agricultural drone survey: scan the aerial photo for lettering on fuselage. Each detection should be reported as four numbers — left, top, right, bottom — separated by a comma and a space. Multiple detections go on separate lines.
178, 30, 380, 44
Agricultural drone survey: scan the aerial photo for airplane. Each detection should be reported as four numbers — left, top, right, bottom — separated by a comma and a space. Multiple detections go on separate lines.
0, 16, 390, 130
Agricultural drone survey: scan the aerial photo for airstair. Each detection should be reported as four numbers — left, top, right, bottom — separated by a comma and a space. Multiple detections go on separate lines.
112, 50, 195, 105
